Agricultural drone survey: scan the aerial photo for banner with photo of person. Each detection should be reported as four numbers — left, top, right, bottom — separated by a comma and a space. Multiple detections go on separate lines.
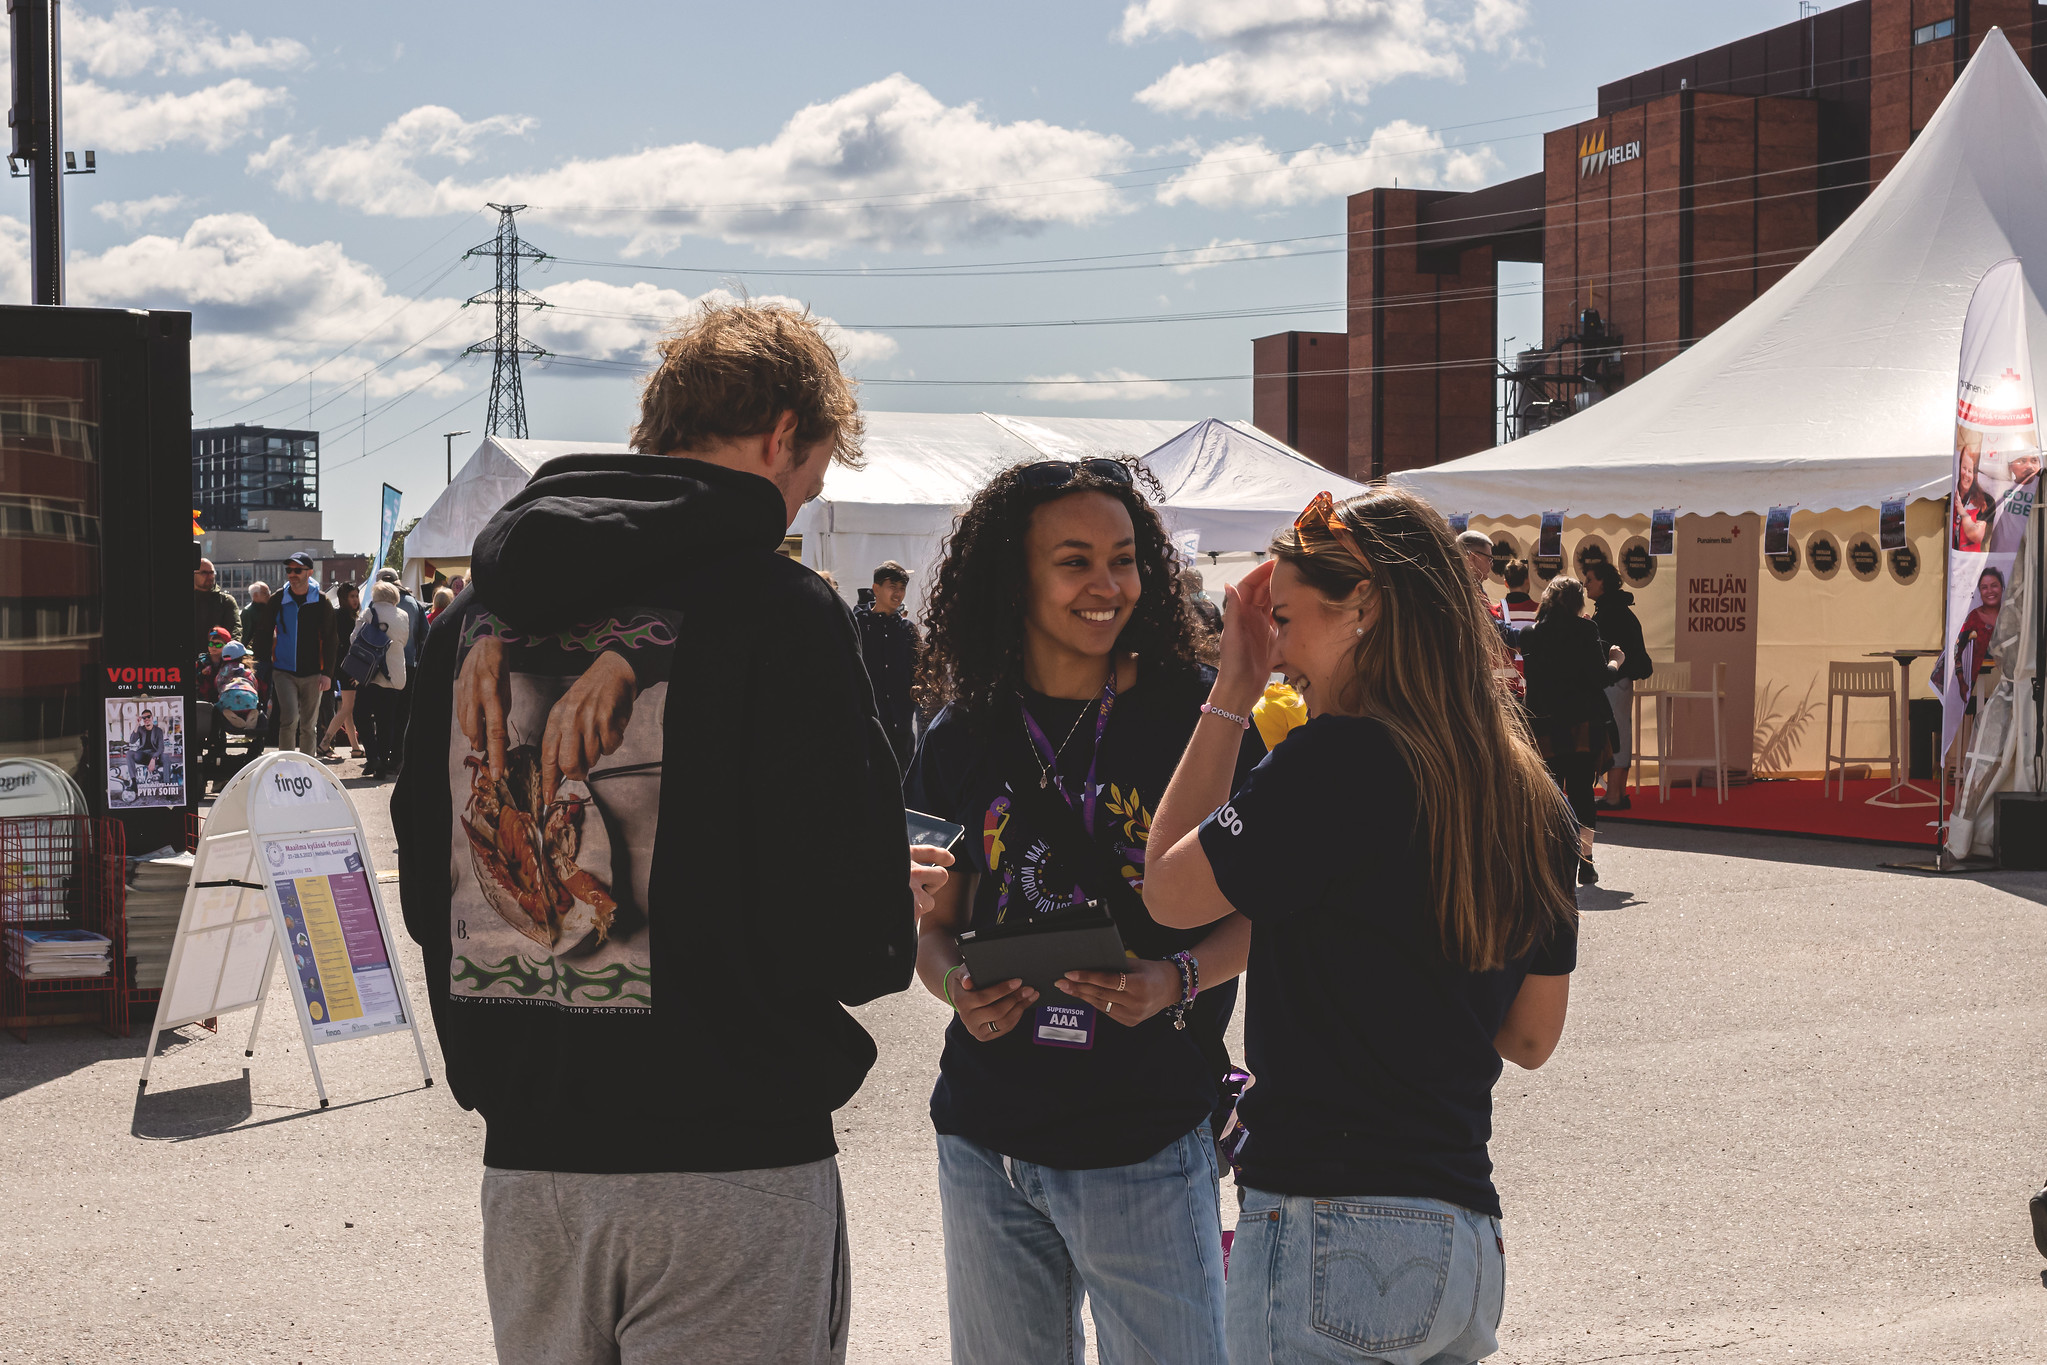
1942, 257, 2040, 760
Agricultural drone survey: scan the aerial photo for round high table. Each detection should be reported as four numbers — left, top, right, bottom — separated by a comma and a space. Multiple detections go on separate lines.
1863, 648, 1943, 808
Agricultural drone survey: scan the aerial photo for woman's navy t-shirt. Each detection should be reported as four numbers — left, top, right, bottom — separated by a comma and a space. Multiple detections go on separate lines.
1199, 715, 1577, 1218
908, 664, 1261, 1170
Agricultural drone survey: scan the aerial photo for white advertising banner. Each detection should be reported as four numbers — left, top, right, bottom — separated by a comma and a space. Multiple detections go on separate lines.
1943, 258, 2040, 760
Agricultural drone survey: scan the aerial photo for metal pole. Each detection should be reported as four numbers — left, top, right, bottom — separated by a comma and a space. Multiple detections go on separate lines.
10, 0, 65, 304
442, 430, 471, 485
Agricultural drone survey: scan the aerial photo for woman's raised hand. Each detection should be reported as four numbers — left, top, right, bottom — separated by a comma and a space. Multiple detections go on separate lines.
1218, 559, 1280, 701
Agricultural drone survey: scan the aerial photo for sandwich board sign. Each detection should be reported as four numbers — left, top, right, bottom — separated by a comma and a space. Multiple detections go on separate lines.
139, 751, 432, 1106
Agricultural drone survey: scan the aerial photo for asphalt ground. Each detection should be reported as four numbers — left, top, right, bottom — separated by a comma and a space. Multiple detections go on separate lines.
2, 758, 2044, 1364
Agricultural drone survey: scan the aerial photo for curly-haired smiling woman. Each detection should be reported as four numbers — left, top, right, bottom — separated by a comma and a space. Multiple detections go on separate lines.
1146, 487, 1579, 1365
906, 457, 1261, 1365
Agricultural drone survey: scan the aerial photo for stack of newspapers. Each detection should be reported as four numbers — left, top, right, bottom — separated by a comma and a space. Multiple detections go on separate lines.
4, 927, 113, 978
126, 849, 193, 990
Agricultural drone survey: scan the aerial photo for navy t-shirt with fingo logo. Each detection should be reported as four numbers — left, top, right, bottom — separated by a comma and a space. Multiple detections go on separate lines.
909, 664, 1262, 1171
1200, 714, 1577, 1218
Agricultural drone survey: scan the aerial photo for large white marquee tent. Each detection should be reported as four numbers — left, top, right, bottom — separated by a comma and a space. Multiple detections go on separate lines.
1392, 29, 2043, 819
1395, 26, 2047, 519
405, 416, 1361, 598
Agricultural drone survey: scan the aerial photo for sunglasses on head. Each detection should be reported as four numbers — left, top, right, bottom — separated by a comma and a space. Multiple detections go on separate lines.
1017, 458, 1135, 490
1294, 491, 1372, 576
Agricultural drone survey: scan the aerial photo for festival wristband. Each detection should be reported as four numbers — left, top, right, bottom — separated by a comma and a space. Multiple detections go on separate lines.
942, 962, 967, 1010
1200, 702, 1251, 729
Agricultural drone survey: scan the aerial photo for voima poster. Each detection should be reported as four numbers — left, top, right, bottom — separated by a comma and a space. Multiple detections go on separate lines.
1942, 258, 2041, 759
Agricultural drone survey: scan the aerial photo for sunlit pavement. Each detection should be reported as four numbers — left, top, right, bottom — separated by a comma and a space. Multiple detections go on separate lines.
2, 791, 2042, 1364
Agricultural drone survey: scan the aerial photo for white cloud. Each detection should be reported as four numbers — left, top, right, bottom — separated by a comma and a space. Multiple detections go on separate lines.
1162, 237, 1295, 273
0, 211, 895, 403
66, 5, 308, 78
0, 6, 301, 152
1022, 368, 1189, 403
1122, 0, 1527, 116
1156, 122, 1499, 208
254, 76, 1136, 257
0, 216, 29, 304
528, 278, 899, 372
61, 213, 475, 396
68, 76, 286, 152
91, 193, 190, 228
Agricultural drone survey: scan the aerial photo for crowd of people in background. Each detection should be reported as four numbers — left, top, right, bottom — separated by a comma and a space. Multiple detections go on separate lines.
191, 551, 431, 791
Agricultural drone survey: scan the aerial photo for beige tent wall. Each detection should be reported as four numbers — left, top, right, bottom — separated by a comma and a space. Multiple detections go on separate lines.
1753, 500, 1945, 778
1466, 507, 1942, 780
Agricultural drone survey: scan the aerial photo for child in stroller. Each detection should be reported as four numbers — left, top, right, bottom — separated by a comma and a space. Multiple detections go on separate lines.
195, 639, 266, 790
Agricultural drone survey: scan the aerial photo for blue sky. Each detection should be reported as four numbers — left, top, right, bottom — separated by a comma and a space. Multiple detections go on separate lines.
3, 0, 1806, 550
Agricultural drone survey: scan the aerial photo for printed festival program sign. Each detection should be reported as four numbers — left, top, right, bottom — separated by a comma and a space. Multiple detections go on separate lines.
261, 832, 407, 1040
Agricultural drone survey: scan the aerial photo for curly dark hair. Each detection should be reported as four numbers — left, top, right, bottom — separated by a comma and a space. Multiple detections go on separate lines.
914, 459, 1206, 727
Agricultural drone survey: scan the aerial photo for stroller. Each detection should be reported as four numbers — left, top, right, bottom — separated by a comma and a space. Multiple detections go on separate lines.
195, 641, 268, 792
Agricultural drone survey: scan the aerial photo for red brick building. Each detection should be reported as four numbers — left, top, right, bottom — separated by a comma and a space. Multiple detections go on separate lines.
1254, 2, 2047, 481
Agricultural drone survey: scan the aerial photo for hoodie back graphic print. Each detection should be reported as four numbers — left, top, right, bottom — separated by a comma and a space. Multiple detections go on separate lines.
445, 606, 677, 1012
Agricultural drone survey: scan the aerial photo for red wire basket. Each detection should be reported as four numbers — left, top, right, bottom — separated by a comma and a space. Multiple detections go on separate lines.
1, 815, 127, 1041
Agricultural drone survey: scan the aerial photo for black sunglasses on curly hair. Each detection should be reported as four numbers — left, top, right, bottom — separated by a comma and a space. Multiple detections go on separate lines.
1015, 458, 1135, 489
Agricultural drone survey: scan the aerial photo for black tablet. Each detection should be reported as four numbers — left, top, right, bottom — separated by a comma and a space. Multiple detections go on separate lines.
957, 912, 1129, 1001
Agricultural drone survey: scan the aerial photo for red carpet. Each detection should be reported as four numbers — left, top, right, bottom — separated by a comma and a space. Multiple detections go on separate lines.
1601, 777, 1944, 847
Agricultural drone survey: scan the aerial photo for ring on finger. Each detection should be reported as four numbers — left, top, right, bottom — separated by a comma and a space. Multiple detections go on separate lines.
1106, 999, 1113, 1014
985, 1021, 998, 1034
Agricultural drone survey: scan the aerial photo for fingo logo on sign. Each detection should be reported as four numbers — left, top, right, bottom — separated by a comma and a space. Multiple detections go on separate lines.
262, 760, 330, 806
1578, 129, 1643, 179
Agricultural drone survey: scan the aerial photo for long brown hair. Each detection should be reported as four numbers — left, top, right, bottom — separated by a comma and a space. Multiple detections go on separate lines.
1272, 486, 1576, 970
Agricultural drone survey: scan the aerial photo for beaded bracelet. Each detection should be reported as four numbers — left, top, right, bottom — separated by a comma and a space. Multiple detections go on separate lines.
1165, 950, 1199, 1030
1199, 702, 1251, 729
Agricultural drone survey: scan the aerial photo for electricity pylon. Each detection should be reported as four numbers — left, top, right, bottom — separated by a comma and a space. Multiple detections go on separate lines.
463, 203, 550, 439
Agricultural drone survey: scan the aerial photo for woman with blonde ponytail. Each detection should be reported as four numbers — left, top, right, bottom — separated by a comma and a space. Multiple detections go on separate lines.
1145, 486, 1579, 1365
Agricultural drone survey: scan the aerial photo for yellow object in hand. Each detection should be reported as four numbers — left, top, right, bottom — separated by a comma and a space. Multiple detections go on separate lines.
1252, 682, 1307, 751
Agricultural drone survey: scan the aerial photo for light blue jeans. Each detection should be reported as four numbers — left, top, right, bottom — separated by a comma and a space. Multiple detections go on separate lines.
1226, 1189, 1504, 1365
937, 1124, 1227, 1365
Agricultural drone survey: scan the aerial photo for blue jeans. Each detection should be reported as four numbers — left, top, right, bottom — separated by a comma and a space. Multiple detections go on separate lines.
1226, 1189, 1504, 1365
938, 1124, 1227, 1365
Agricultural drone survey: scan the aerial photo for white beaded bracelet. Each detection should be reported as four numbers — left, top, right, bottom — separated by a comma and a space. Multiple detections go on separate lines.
1199, 702, 1251, 729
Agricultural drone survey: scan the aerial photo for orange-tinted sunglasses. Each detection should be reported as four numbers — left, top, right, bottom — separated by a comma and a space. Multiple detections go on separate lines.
1294, 491, 1371, 574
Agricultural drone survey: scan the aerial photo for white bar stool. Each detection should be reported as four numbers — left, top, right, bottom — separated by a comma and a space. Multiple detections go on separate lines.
1822, 660, 1897, 800
1635, 660, 1728, 803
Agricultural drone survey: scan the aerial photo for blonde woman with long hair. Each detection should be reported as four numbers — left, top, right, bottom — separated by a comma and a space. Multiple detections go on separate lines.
1145, 488, 1580, 1365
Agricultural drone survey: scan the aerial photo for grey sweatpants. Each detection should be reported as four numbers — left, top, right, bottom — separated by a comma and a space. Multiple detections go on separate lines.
480, 1159, 849, 1365
273, 669, 325, 753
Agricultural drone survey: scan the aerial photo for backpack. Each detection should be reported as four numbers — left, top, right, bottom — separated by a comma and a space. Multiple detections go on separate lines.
342, 605, 392, 683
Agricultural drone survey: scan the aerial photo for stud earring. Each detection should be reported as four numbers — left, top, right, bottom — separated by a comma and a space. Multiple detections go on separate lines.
1354, 627, 1364, 636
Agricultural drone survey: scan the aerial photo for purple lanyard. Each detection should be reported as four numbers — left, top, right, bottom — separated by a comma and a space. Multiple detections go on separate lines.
1020, 670, 1117, 836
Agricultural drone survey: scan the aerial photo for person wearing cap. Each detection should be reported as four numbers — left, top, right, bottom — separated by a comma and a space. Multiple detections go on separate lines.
265, 552, 338, 754
194, 557, 240, 657
856, 559, 921, 769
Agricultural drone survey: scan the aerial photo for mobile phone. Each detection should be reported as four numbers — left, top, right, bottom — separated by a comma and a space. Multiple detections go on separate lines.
907, 809, 966, 852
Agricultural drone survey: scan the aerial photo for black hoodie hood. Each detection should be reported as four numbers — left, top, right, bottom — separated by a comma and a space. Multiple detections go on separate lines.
1594, 586, 1637, 611
470, 454, 788, 635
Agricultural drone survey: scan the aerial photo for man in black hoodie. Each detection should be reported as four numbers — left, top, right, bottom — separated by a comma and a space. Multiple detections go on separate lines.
393, 303, 941, 1364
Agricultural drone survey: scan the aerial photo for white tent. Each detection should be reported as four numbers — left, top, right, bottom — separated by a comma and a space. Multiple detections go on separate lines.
402, 436, 632, 588
1394, 26, 2047, 519
795, 413, 1364, 598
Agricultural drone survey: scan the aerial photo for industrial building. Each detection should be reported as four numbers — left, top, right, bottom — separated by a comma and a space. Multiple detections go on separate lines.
190, 423, 342, 594
1254, 2, 2047, 480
